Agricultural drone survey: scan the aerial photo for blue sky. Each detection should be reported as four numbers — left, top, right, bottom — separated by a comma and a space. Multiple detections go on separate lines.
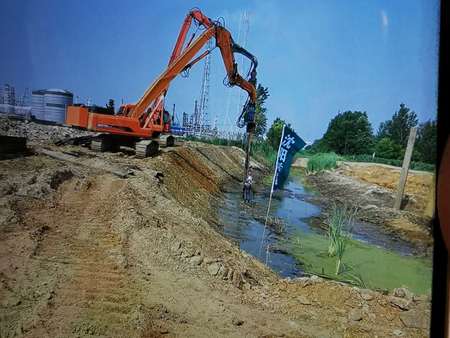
1, 0, 440, 141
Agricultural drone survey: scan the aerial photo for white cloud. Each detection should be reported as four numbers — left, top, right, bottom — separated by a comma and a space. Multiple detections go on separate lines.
380, 10, 389, 30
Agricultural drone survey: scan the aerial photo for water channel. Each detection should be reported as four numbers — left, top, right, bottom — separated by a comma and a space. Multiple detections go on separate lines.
217, 171, 432, 294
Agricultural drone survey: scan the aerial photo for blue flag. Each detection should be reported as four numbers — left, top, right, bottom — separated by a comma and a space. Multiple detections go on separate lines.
272, 125, 306, 191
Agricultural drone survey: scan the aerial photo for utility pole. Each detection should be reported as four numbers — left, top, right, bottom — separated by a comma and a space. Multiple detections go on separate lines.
394, 127, 417, 210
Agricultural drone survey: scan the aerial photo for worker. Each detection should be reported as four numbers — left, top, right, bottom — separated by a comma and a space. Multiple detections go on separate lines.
243, 169, 253, 202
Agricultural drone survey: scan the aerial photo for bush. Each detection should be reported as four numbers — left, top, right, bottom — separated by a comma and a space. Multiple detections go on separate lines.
374, 137, 403, 160
307, 153, 339, 173
251, 141, 277, 167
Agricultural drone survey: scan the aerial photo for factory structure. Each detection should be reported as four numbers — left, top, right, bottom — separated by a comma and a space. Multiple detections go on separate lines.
31, 88, 73, 124
0, 84, 32, 119
0, 84, 74, 124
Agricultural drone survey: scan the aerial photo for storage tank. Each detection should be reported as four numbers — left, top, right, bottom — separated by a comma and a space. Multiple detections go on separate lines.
43, 89, 73, 123
32, 89, 73, 123
31, 90, 45, 120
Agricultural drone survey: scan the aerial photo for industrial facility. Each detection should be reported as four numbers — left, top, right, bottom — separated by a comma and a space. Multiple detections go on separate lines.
0, 84, 75, 124
31, 88, 73, 123
0, 84, 32, 119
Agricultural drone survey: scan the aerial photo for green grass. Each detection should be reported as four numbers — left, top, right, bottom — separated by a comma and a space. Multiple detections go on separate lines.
251, 141, 277, 167
306, 152, 339, 173
287, 231, 432, 294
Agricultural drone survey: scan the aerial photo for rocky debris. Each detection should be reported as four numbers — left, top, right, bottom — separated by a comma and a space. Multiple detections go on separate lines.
232, 270, 244, 289
388, 296, 411, 311
348, 309, 363, 322
413, 294, 430, 302
0, 168, 77, 200
49, 169, 74, 189
297, 295, 311, 305
217, 264, 228, 278
232, 318, 244, 326
392, 287, 414, 301
204, 257, 220, 264
359, 289, 375, 301
392, 329, 404, 336
360, 204, 378, 210
0, 117, 96, 144
171, 241, 183, 255
207, 262, 222, 276
400, 309, 429, 329
189, 255, 203, 266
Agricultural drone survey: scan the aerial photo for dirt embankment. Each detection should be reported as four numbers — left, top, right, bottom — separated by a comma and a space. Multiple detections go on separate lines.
0, 133, 431, 337
301, 160, 434, 253
339, 162, 434, 215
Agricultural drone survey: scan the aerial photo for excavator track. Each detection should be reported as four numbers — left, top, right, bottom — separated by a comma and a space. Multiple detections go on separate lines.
91, 135, 115, 153
158, 134, 175, 148
135, 140, 159, 158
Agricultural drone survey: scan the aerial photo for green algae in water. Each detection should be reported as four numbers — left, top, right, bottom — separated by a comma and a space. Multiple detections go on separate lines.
287, 232, 432, 295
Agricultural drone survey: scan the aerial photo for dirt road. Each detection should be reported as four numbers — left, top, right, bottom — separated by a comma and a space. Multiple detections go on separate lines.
0, 137, 431, 337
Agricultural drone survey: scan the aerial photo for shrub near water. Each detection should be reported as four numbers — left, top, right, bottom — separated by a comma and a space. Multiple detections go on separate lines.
327, 204, 356, 275
307, 152, 339, 173
251, 141, 277, 167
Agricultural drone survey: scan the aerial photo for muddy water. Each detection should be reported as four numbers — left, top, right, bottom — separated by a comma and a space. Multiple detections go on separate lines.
217, 175, 432, 293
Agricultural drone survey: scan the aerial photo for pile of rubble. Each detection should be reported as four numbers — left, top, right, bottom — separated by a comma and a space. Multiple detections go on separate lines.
0, 117, 96, 144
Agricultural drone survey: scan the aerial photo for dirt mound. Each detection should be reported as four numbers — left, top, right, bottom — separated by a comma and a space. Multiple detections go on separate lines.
339, 162, 434, 215
0, 143, 431, 337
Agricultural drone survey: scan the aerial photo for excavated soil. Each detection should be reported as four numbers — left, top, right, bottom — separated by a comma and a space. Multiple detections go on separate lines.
0, 137, 431, 337
338, 162, 434, 215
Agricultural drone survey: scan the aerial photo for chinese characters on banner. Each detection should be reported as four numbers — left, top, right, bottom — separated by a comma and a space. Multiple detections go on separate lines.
273, 125, 306, 191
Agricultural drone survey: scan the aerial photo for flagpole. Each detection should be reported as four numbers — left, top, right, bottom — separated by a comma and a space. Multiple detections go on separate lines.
258, 124, 286, 257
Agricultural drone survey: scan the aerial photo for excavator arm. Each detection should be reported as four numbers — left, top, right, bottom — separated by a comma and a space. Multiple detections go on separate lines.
129, 9, 258, 129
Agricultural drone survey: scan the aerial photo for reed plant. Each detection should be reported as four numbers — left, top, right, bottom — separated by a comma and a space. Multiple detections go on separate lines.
327, 203, 357, 275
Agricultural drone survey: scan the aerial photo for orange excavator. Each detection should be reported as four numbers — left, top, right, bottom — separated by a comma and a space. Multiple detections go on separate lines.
65, 8, 258, 178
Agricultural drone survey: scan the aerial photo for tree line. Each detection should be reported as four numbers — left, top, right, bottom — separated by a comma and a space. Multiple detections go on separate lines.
290, 104, 436, 164
242, 85, 436, 166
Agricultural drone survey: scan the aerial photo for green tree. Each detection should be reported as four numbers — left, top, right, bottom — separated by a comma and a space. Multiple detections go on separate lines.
307, 138, 329, 153
254, 84, 269, 138
415, 119, 437, 163
374, 137, 403, 159
322, 111, 374, 155
377, 103, 418, 148
266, 118, 291, 150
